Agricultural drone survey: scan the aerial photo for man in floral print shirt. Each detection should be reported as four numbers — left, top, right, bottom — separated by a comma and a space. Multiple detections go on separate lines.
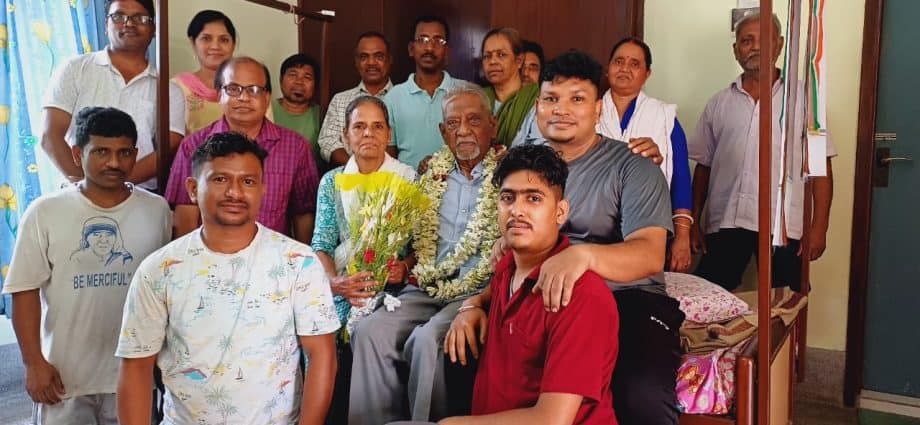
115, 132, 340, 424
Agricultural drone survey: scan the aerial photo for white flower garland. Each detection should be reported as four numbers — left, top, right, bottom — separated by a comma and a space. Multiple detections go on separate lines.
412, 145, 502, 300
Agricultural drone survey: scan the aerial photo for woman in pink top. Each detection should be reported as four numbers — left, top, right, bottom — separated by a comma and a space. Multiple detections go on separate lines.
172, 10, 237, 133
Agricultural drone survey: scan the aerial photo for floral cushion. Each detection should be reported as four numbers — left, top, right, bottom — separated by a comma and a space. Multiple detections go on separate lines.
664, 272, 751, 324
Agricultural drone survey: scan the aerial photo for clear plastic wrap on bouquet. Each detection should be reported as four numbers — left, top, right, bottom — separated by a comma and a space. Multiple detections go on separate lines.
334, 171, 429, 340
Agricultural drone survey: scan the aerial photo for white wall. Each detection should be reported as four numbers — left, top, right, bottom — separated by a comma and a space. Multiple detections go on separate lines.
645, 0, 865, 351
166, 0, 297, 86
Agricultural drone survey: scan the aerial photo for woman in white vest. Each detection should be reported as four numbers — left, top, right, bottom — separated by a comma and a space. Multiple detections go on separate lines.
597, 37, 693, 272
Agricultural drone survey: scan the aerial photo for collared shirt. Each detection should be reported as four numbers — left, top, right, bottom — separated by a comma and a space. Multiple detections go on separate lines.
385, 72, 470, 168
316, 80, 394, 161
115, 224, 340, 424
472, 236, 619, 424
43, 49, 186, 189
164, 118, 320, 234
689, 76, 837, 239
437, 161, 486, 279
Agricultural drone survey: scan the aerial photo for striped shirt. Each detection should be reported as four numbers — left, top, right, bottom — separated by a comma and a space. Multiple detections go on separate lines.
164, 118, 320, 234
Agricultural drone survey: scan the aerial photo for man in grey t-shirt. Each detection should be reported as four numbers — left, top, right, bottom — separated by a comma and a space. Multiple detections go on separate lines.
448, 50, 684, 425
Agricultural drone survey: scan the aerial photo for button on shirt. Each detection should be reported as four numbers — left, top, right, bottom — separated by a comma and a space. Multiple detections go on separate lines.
385, 72, 469, 168
43, 49, 186, 189
689, 76, 837, 239
472, 236, 619, 424
437, 162, 486, 281
164, 118, 319, 234
316, 80, 393, 161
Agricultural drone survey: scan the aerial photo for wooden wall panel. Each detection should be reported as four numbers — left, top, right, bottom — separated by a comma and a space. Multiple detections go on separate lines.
491, 0, 640, 71
300, 0, 641, 104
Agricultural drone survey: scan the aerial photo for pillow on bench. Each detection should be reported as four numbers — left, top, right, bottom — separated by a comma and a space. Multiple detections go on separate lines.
664, 272, 751, 325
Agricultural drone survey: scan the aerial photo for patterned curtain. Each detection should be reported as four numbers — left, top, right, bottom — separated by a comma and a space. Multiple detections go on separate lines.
0, 0, 108, 316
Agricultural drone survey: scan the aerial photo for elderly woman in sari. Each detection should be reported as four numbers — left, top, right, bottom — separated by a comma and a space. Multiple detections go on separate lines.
597, 37, 694, 272
311, 96, 417, 323
481, 27, 542, 147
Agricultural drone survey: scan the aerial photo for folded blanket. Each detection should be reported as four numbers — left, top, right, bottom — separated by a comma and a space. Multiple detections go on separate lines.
680, 289, 807, 354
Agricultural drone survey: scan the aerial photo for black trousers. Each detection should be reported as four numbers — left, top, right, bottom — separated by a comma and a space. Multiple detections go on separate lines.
694, 228, 802, 292
611, 288, 684, 425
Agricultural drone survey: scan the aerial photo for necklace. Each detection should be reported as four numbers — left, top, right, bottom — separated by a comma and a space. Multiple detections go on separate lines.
412, 146, 502, 300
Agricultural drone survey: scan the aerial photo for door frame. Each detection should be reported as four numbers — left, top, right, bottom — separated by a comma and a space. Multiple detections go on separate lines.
843, 0, 884, 407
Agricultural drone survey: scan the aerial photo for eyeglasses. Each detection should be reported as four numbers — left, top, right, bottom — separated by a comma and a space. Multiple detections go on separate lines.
221, 84, 269, 98
107, 13, 154, 25
414, 36, 447, 47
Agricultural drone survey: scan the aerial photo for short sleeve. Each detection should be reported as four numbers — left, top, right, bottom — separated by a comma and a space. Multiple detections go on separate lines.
289, 142, 320, 215
292, 253, 340, 336
2, 202, 51, 294
385, 95, 398, 147
42, 56, 82, 115
620, 154, 674, 238
541, 276, 618, 401
669, 118, 693, 211
311, 170, 341, 255
115, 257, 169, 358
317, 92, 348, 161
168, 82, 187, 136
163, 136, 199, 206
689, 99, 717, 166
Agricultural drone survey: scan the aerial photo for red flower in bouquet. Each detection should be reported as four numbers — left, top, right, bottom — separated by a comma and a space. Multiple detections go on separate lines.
363, 248, 376, 265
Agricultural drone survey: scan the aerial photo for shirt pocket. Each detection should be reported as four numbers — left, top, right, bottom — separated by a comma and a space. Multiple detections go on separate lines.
505, 317, 546, 390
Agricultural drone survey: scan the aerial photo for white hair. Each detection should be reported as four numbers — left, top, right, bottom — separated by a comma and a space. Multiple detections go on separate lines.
734, 10, 783, 38
441, 84, 493, 118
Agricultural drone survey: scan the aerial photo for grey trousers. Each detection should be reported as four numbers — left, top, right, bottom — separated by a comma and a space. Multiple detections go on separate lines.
348, 287, 464, 425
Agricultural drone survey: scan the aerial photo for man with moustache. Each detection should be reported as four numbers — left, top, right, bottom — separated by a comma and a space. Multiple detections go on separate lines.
385, 15, 471, 169
165, 56, 320, 243
690, 12, 836, 291
116, 133, 339, 425
41, 0, 186, 190
447, 50, 683, 424
317, 32, 395, 168
349, 86, 500, 424
4, 107, 171, 424
439, 144, 620, 425
272, 53, 326, 172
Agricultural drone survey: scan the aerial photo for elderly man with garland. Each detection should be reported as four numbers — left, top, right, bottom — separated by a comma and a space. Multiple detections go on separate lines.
348, 86, 502, 424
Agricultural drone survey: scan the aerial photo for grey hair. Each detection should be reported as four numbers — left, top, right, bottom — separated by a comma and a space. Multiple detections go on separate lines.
441, 84, 493, 117
734, 10, 782, 38
344, 95, 390, 129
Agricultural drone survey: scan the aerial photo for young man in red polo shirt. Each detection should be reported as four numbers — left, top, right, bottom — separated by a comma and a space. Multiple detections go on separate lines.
439, 144, 620, 425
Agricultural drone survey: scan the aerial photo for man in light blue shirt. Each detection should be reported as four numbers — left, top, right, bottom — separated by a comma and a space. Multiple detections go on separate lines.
349, 86, 499, 424
385, 15, 470, 169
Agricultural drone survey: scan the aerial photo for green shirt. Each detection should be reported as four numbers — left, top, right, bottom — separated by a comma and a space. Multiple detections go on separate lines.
272, 98, 325, 172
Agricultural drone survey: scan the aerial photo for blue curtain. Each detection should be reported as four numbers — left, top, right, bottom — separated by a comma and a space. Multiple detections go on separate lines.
0, 0, 108, 316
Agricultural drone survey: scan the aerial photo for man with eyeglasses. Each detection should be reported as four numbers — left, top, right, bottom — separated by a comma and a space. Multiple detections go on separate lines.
164, 56, 321, 246
316, 31, 395, 168
384, 15, 472, 170
41, 0, 186, 191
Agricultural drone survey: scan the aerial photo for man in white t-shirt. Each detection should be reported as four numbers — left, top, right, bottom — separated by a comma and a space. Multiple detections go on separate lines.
40, 0, 186, 190
3, 106, 172, 424
116, 132, 340, 424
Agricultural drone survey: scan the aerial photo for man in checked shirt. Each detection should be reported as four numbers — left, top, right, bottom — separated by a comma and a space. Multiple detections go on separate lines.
165, 56, 321, 243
